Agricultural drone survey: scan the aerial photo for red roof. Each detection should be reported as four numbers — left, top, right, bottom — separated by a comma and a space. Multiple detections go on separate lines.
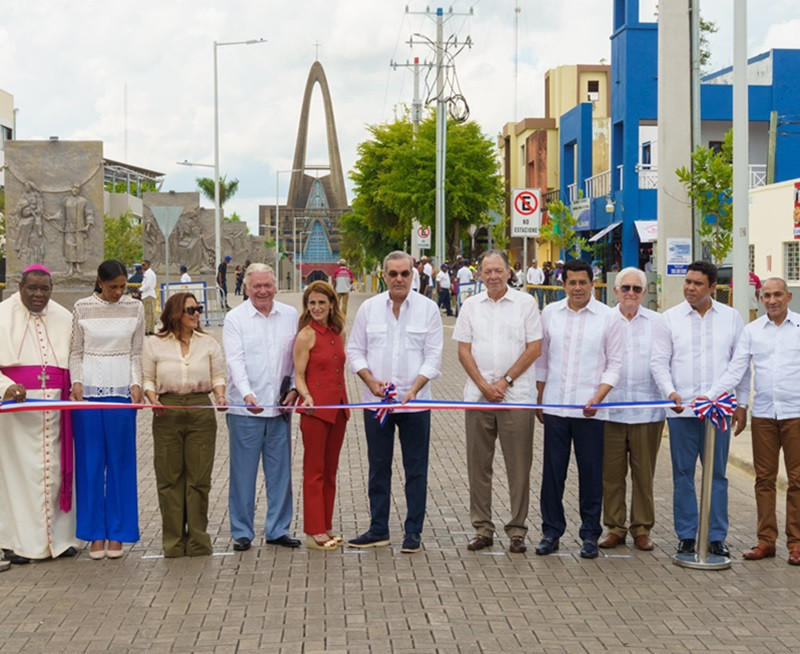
298, 262, 340, 277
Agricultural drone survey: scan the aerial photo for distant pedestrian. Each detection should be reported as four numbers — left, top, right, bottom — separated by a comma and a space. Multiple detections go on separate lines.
332, 259, 355, 319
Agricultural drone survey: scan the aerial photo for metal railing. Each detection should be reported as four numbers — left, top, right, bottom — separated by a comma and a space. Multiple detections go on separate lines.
524, 283, 608, 307
584, 170, 610, 199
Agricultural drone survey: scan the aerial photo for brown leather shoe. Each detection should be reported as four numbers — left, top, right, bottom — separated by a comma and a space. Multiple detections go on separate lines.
634, 535, 655, 551
598, 533, 625, 549
743, 542, 776, 560
509, 536, 527, 554
788, 548, 800, 566
467, 535, 494, 551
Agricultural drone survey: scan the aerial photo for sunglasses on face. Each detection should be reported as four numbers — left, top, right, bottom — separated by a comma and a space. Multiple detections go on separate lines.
619, 285, 644, 294
184, 305, 205, 315
386, 270, 411, 278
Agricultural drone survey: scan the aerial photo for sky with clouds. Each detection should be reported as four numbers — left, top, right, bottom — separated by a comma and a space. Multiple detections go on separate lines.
2, 0, 797, 235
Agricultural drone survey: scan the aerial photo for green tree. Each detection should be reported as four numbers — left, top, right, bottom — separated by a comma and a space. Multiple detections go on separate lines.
196, 175, 240, 211
103, 180, 158, 195
539, 198, 589, 259
104, 210, 143, 264
676, 129, 733, 264
345, 112, 503, 264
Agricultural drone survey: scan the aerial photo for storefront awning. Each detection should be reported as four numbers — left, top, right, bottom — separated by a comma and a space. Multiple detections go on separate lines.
588, 221, 622, 243
635, 220, 658, 243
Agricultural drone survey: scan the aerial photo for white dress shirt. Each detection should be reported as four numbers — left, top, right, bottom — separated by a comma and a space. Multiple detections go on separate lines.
180, 272, 192, 283
140, 268, 157, 299
457, 267, 473, 284
605, 305, 667, 424
453, 288, 542, 404
526, 266, 545, 285
535, 296, 624, 419
436, 270, 451, 290
650, 299, 749, 418
706, 311, 800, 419
347, 290, 443, 410
222, 299, 297, 418
423, 262, 433, 285
411, 266, 420, 291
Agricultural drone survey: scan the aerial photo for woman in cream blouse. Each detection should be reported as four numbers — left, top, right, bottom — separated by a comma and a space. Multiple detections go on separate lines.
142, 292, 226, 557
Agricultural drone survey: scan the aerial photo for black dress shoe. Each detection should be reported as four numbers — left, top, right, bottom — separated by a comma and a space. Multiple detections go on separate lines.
2, 550, 31, 565
579, 540, 599, 559
233, 537, 252, 551
535, 537, 560, 556
266, 535, 301, 548
677, 538, 696, 554
58, 547, 79, 558
709, 541, 730, 557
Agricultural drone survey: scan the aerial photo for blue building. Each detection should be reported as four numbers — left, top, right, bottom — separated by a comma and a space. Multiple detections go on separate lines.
559, 0, 800, 268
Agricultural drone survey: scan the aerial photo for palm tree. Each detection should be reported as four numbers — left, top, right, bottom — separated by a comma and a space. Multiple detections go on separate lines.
196, 175, 240, 210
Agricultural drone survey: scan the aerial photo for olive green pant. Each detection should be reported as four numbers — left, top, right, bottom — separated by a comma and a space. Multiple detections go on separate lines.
153, 393, 216, 557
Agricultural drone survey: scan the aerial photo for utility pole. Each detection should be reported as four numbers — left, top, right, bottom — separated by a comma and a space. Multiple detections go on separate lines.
406, 5, 473, 266
390, 56, 432, 259
689, 0, 702, 260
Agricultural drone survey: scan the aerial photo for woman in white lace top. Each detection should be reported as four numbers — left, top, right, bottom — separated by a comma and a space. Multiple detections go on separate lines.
69, 259, 144, 560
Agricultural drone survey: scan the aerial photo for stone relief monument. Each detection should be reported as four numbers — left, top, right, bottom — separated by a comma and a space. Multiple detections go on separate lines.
143, 191, 273, 275
4, 140, 104, 284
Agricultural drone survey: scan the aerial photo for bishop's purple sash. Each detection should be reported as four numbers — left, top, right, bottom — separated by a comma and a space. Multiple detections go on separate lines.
1, 365, 73, 512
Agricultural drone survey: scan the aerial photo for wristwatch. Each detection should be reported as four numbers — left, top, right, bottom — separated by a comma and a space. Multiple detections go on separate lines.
503, 374, 514, 387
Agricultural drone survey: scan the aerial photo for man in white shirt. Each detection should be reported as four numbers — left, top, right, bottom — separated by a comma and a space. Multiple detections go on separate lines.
222, 263, 300, 551
598, 267, 666, 552
180, 265, 191, 283
411, 260, 420, 292
454, 250, 542, 554
332, 259, 355, 319
140, 259, 158, 335
422, 257, 434, 299
651, 261, 748, 557
704, 278, 800, 565
456, 262, 473, 285
534, 258, 624, 559
526, 259, 545, 309
346, 251, 443, 553
435, 263, 453, 316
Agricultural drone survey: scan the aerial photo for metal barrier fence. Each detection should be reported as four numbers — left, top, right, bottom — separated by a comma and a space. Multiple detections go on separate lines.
524, 283, 608, 308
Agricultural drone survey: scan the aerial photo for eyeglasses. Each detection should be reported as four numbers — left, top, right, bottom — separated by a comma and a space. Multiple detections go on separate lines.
184, 305, 205, 315
619, 285, 644, 294
386, 270, 411, 278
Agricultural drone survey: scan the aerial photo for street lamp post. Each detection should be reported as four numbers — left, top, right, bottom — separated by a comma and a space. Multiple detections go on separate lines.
276, 168, 301, 289
298, 231, 311, 292
213, 37, 266, 270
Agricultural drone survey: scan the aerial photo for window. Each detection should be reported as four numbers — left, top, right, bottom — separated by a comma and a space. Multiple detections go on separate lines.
641, 142, 652, 165
708, 140, 723, 154
784, 241, 799, 282
587, 80, 599, 94
303, 220, 334, 262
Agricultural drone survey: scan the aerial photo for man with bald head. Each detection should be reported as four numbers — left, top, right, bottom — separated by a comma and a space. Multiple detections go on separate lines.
705, 277, 800, 565
0, 265, 78, 565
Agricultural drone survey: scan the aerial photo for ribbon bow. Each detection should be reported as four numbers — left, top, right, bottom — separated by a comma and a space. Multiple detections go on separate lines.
374, 383, 398, 427
693, 393, 738, 430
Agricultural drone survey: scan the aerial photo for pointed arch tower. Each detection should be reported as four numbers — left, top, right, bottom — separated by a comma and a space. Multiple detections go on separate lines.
260, 60, 351, 284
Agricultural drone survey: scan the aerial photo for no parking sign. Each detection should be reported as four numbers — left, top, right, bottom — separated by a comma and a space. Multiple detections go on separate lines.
511, 188, 541, 237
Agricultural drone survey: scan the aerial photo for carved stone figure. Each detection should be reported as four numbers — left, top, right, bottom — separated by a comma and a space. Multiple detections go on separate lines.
60, 184, 95, 275
11, 182, 47, 264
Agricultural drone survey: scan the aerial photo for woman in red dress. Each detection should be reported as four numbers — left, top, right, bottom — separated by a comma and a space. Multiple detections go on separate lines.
293, 281, 350, 550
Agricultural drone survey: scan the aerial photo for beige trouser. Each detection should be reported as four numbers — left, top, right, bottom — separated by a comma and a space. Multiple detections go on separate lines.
337, 292, 349, 319
465, 409, 535, 538
143, 296, 156, 334
602, 420, 664, 538
751, 417, 800, 548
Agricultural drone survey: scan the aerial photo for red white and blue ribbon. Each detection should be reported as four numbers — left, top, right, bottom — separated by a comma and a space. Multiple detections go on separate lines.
374, 383, 398, 426
693, 393, 738, 430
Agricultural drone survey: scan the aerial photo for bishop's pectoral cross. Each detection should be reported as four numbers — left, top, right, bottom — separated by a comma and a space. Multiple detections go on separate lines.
38, 369, 50, 390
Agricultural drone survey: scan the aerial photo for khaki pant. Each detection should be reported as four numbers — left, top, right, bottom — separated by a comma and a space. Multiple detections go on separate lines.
153, 393, 216, 557
143, 296, 156, 334
465, 409, 535, 538
751, 417, 800, 548
337, 292, 350, 319
602, 420, 664, 538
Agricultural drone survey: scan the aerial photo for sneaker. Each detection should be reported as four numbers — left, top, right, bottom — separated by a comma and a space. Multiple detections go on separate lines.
400, 533, 422, 553
348, 532, 390, 548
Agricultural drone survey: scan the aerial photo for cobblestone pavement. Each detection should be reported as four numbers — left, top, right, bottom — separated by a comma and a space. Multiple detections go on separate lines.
2, 292, 799, 653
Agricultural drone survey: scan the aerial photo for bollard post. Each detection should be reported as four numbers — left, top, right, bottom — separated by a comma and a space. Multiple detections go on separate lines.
673, 418, 732, 570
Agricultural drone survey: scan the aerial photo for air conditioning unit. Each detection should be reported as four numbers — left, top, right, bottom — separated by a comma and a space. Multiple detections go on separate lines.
587, 91, 599, 102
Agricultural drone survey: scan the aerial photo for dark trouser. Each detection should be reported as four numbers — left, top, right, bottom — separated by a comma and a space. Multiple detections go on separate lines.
153, 393, 216, 557
363, 410, 431, 537
541, 414, 604, 542
438, 288, 453, 315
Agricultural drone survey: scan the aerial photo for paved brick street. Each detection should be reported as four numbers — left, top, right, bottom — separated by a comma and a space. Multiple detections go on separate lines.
2, 291, 799, 653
